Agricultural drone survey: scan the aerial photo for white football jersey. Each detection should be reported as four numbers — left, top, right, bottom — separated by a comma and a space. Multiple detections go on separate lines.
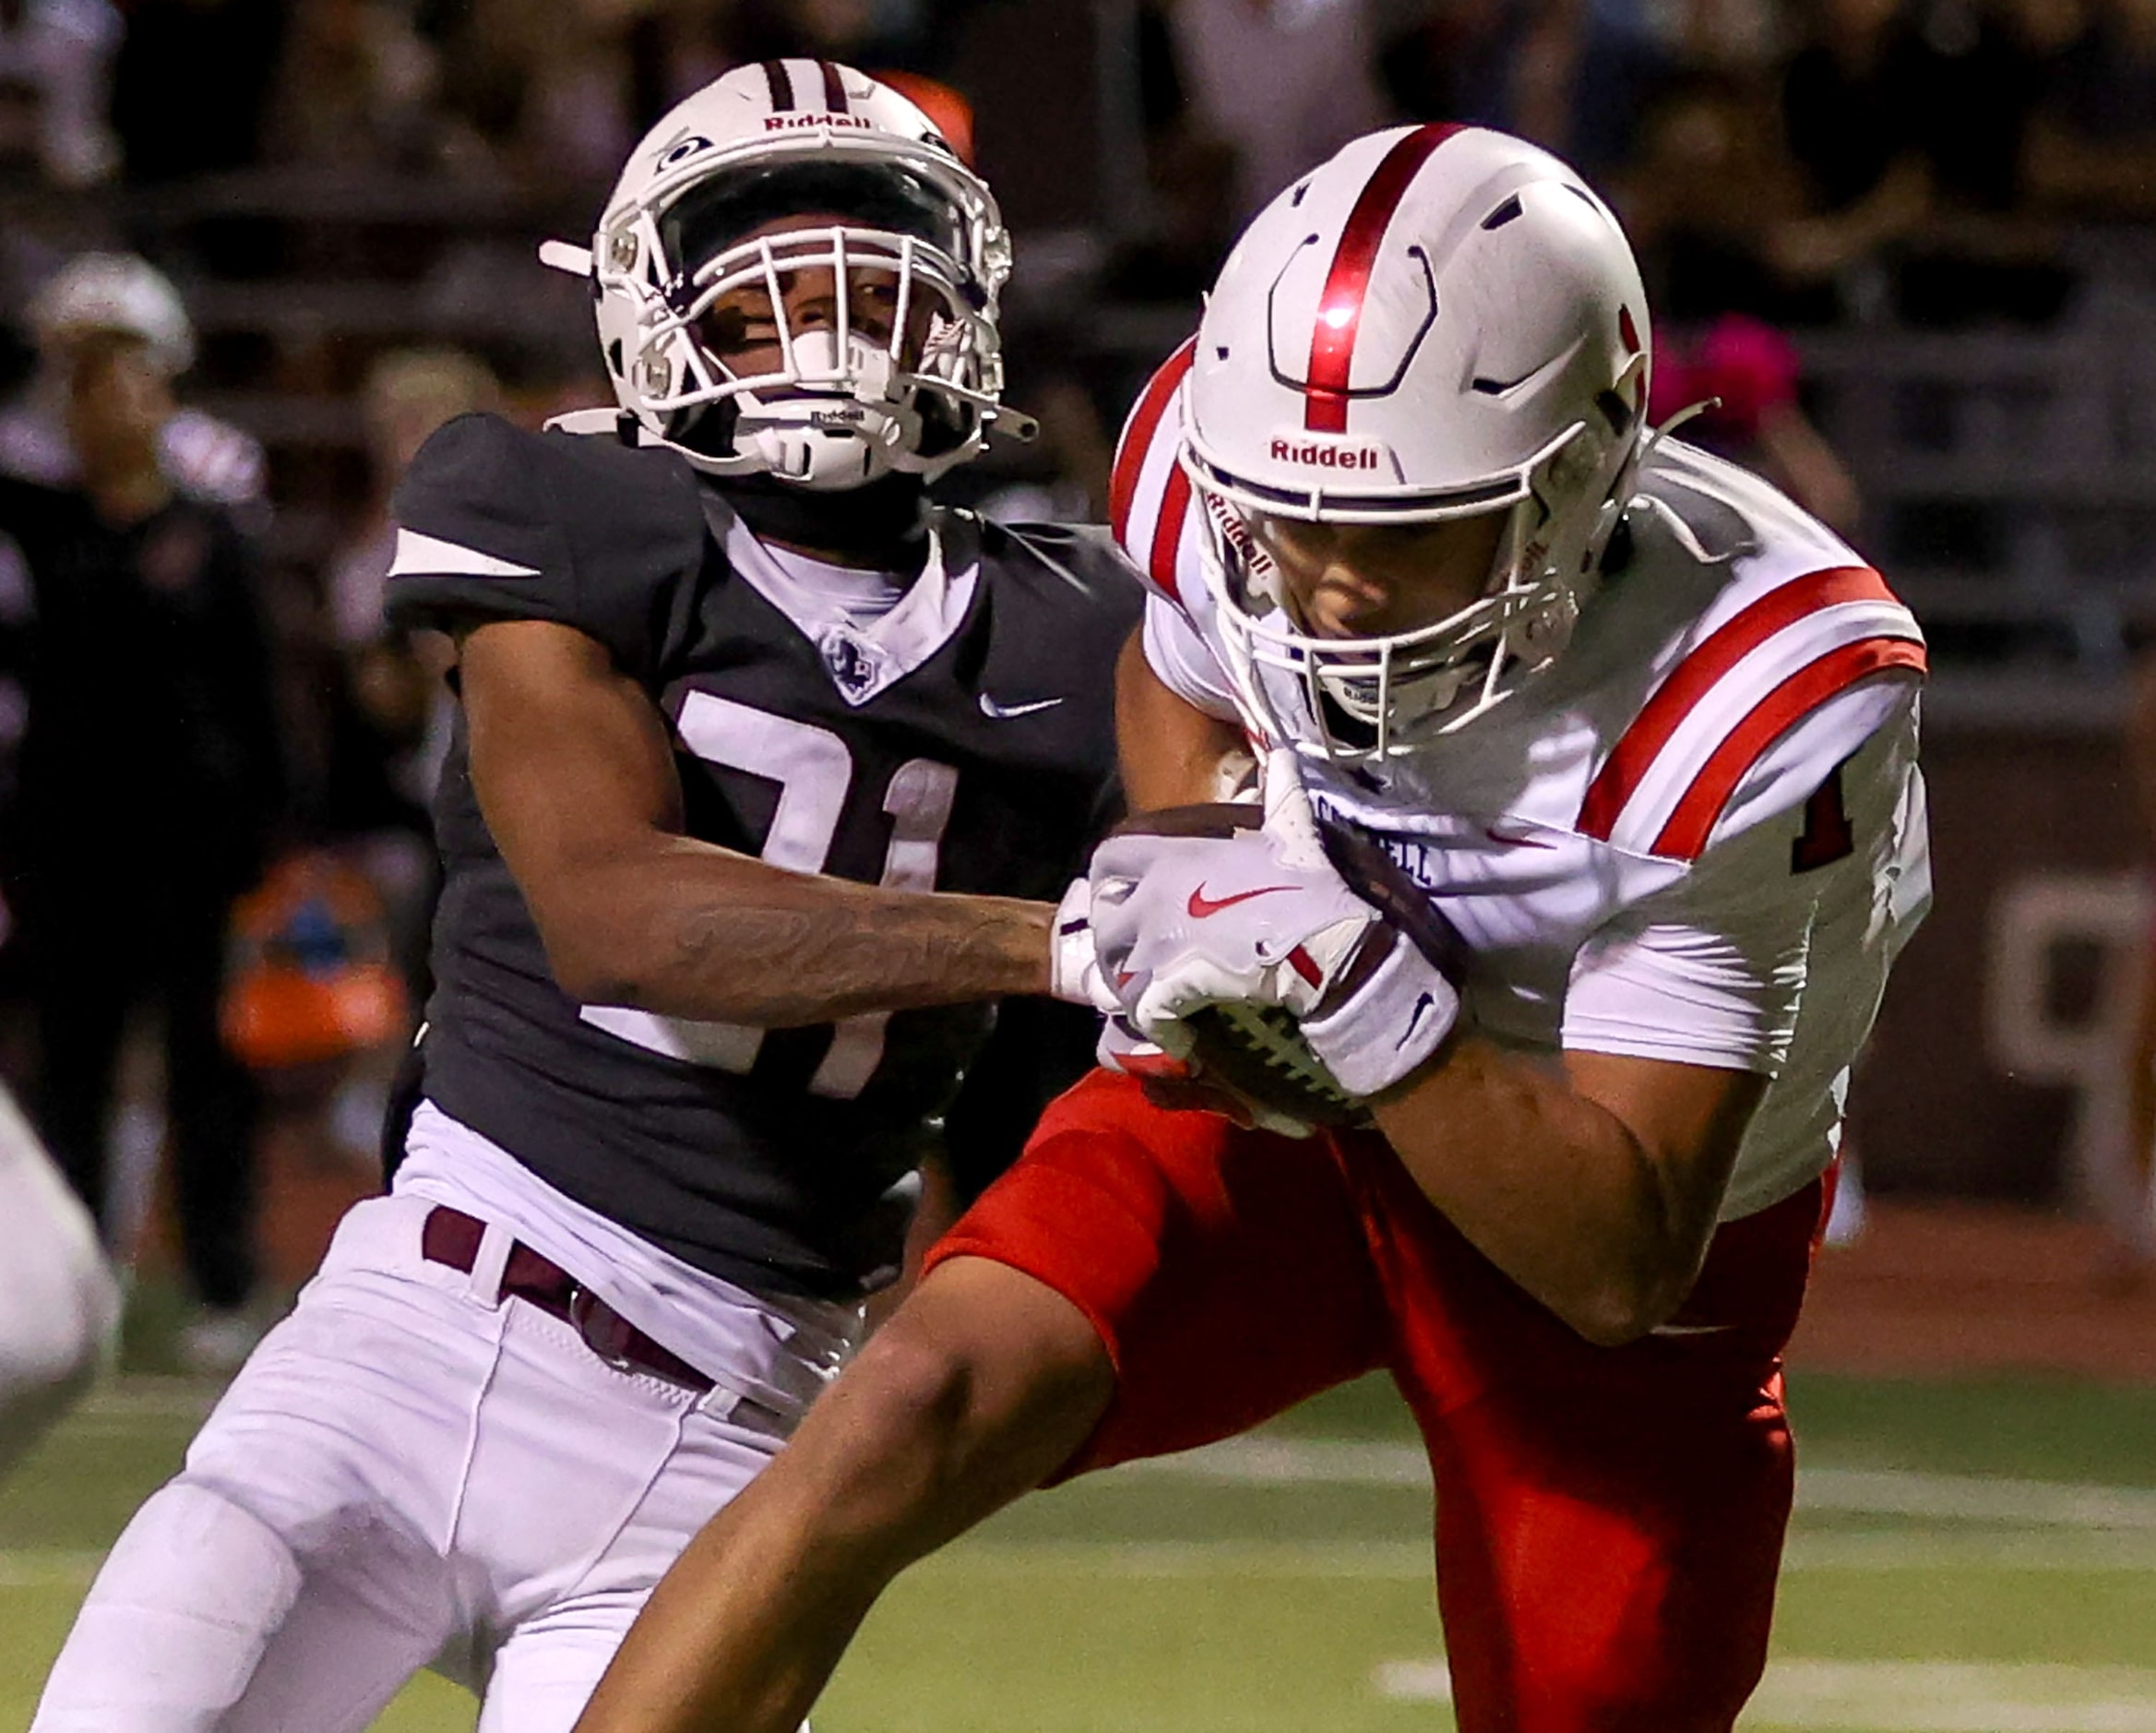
1114, 350, 1931, 1220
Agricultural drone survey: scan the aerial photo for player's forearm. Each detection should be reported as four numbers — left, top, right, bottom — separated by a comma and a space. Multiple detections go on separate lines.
544, 843, 1053, 1024
1115, 631, 1248, 810
1371, 1035, 1738, 1345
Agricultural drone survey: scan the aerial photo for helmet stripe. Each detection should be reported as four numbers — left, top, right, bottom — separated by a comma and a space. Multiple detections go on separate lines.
761, 59, 796, 111
1109, 337, 1196, 547
818, 60, 850, 113
1304, 124, 1464, 434
1578, 565, 1904, 840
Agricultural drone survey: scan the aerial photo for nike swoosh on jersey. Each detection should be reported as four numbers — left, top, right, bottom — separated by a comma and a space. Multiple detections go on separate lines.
1187, 883, 1297, 918
977, 692, 1065, 720
387, 528, 542, 580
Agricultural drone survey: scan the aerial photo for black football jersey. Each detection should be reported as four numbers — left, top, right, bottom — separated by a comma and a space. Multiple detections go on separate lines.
385, 412, 1138, 1300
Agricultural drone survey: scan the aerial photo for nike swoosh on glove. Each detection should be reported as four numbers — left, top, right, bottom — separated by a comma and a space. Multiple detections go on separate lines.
1090, 750, 1462, 1099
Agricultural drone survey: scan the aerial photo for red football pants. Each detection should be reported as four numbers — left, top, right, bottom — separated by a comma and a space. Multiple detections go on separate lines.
925, 1069, 1830, 1733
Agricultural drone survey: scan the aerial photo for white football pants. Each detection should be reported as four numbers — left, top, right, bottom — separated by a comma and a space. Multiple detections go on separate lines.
32, 1192, 813, 1732
0, 1082, 119, 1479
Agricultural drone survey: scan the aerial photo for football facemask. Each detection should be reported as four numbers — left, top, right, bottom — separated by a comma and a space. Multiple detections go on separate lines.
618, 161, 1001, 490
1187, 410, 1631, 761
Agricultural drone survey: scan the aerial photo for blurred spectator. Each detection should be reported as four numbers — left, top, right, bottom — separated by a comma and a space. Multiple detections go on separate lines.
718, 0, 935, 68
2023, 0, 2156, 221
974, 370, 1113, 524
2115, 651, 2156, 1277
321, 347, 497, 1001
1774, 0, 2065, 323
1379, 0, 1539, 136
1101, 2, 1245, 301
433, 0, 747, 185
0, 253, 266, 519
0, 322, 284, 1371
268, 0, 443, 170
1164, 0, 1394, 224
327, 346, 495, 658
0, 0, 121, 186
108, 0, 285, 181
1621, 70, 1806, 321
1650, 310, 1864, 529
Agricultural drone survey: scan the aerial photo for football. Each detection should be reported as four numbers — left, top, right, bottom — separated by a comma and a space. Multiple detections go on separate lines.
1103, 798, 1464, 1130
1181, 998, 1370, 1129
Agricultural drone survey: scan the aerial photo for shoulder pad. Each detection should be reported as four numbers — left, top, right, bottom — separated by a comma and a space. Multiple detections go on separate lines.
1578, 563, 1925, 860
1108, 338, 1199, 606
979, 519, 1145, 622
386, 412, 707, 680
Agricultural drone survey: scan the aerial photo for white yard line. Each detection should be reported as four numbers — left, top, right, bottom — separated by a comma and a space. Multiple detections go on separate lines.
1124, 1437, 2156, 1531
1380, 1659, 2156, 1731
931, 1529, 2156, 1578
0, 1550, 104, 1590
930, 1539, 1433, 1578
69, 1379, 222, 1424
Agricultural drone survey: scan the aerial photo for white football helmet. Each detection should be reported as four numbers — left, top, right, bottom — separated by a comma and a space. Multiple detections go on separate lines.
543, 60, 1017, 490
1183, 124, 1652, 760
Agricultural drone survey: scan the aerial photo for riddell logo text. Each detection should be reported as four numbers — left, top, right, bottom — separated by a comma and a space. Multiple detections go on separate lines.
1269, 439, 1381, 471
764, 114, 874, 132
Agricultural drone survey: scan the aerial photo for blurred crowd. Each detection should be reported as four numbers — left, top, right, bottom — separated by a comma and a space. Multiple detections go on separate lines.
0, 0, 986, 190
1128, 0, 2156, 319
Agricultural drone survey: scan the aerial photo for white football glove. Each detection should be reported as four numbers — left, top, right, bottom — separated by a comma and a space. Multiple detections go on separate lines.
1046, 876, 1120, 1011
1089, 752, 1460, 1100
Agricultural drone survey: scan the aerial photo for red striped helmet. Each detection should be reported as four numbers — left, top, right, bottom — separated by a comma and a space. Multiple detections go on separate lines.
545, 61, 1014, 489
1184, 125, 1651, 759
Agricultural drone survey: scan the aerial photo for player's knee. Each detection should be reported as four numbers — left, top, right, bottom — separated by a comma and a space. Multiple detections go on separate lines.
32, 1479, 305, 1729
816, 1262, 1110, 1542
816, 1321, 994, 1516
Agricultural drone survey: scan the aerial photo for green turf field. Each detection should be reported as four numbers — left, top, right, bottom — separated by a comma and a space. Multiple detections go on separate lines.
8, 1370, 2156, 1730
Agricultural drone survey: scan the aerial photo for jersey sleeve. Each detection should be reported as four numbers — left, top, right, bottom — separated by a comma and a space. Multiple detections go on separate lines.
1108, 338, 1206, 612
1562, 678, 1926, 1074
385, 412, 707, 684
1111, 338, 1250, 724
1561, 815, 1813, 1074
1577, 559, 1925, 861
1141, 591, 1241, 722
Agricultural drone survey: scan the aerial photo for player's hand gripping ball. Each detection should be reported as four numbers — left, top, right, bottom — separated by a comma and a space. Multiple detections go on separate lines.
1089, 751, 1466, 1130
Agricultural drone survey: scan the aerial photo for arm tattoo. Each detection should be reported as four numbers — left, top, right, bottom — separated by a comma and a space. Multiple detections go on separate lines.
668, 892, 1042, 1025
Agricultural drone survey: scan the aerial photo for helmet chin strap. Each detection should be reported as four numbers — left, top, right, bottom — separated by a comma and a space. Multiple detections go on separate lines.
728, 329, 925, 492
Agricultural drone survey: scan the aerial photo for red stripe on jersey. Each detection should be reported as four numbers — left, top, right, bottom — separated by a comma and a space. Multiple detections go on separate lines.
1304, 124, 1463, 434
1650, 637, 1927, 860
1110, 337, 1197, 550
1578, 566, 1899, 841
1149, 464, 1193, 602
818, 60, 849, 112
